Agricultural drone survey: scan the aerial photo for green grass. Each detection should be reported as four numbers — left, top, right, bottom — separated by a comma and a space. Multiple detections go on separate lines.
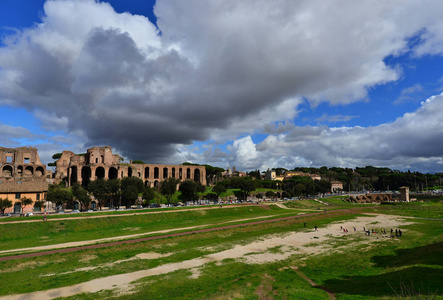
0, 205, 303, 251
0, 205, 441, 299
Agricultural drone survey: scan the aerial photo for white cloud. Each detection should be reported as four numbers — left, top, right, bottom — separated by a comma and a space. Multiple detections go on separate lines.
1, 0, 443, 171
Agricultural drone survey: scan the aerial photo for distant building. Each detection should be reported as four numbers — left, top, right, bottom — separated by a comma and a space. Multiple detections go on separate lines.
221, 166, 246, 178
54, 146, 206, 188
331, 181, 343, 192
0, 147, 48, 214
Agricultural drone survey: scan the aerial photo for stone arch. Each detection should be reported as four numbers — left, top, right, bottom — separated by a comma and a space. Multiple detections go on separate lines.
17, 166, 23, 176
154, 167, 159, 179
172, 167, 176, 178
35, 166, 45, 177
145, 167, 150, 178
2, 165, 13, 177
81, 167, 91, 188
95, 167, 105, 180
154, 180, 160, 188
128, 167, 133, 177
90, 201, 97, 210
109, 167, 118, 180
163, 167, 168, 179
186, 168, 191, 179
73, 201, 80, 210
194, 169, 201, 182
145, 180, 150, 187
25, 166, 33, 176
179, 168, 183, 180
69, 166, 78, 185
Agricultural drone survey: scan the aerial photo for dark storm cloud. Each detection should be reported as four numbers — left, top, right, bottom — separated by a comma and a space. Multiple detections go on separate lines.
1, 0, 443, 169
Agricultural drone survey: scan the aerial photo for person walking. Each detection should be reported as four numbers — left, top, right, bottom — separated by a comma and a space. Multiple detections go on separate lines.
314, 225, 318, 231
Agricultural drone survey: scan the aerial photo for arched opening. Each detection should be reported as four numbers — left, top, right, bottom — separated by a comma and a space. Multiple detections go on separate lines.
128, 167, 133, 177
73, 201, 80, 210
187, 168, 191, 179
145, 180, 150, 187
194, 169, 201, 182
145, 167, 150, 178
81, 167, 91, 188
70, 166, 78, 185
154, 180, 160, 188
163, 167, 168, 179
172, 168, 176, 178
35, 166, 45, 177
2, 165, 13, 177
17, 166, 23, 176
24, 166, 33, 176
154, 167, 159, 179
179, 168, 183, 180
90, 201, 97, 210
95, 167, 105, 180
109, 167, 118, 180
14, 203, 21, 214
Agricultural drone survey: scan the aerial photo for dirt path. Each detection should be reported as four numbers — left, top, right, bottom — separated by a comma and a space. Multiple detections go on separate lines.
0, 213, 412, 300
0, 210, 329, 262
0, 204, 265, 225
0, 211, 297, 256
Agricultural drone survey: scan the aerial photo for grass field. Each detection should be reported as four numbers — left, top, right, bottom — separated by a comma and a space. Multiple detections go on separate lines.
0, 200, 442, 299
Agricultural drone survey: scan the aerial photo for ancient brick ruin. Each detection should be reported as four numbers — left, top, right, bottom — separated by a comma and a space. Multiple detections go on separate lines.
54, 146, 206, 188
0, 147, 48, 214
347, 187, 410, 203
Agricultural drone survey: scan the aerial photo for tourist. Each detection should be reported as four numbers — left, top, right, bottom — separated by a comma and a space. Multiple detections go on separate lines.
314, 225, 318, 231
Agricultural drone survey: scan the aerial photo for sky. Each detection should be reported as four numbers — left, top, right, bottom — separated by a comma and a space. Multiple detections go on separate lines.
1, 0, 443, 174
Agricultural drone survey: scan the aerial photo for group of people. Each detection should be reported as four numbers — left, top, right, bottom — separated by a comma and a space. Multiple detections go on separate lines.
336, 226, 404, 238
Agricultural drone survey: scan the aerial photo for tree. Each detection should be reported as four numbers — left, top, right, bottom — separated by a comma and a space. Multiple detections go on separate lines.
121, 177, 144, 207
265, 191, 275, 198
179, 180, 199, 203
106, 179, 121, 208
121, 186, 139, 207
142, 186, 156, 207
47, 185, 73, 211
33, 201, 45, 212
232, 177, 256, 200
71, 183, 91, 211
212, 184, 227, 201
0, 198, 12, 215
19, 197, 33, 215
161, 178, 180, 206
87, 179, 107, 210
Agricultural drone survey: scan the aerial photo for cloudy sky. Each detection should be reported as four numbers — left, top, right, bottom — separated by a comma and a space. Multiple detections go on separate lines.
1, 0, 443, 173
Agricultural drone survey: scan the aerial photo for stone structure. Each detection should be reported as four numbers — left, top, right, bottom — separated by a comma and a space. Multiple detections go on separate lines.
0, 147, 48, 214
331, 181, 343, 192
0, 147, 47, 181
348, 188, 410, 203
265, 170, 322, 182
399, 186, 410, 202
54, 146, 206, 188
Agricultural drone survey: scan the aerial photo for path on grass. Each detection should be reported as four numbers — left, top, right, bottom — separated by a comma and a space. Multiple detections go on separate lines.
0, 204, 267, 225
0, 210, 330, 261
0, 211, 300, 256
0, 214, 413, 300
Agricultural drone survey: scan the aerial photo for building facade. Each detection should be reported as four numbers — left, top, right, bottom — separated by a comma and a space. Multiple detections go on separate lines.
0, 147, 48, 214
54, 146, 206, 188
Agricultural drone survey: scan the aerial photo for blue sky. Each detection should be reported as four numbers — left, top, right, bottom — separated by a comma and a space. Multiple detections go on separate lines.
1, 0, 443, 173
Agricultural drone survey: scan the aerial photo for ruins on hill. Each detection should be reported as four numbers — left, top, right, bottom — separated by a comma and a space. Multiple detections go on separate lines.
0, 147, 48, 214
54, 146, 206, 188
347, 187, 410, 203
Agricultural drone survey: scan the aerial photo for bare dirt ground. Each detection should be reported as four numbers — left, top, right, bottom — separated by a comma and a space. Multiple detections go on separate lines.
0, 213, 413, 300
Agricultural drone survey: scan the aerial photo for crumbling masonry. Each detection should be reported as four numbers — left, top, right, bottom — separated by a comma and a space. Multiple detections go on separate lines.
54, 146, 206, 188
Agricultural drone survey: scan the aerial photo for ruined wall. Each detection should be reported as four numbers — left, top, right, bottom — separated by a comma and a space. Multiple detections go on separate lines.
54, 146, 207, 187
0, 147, 46, 181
